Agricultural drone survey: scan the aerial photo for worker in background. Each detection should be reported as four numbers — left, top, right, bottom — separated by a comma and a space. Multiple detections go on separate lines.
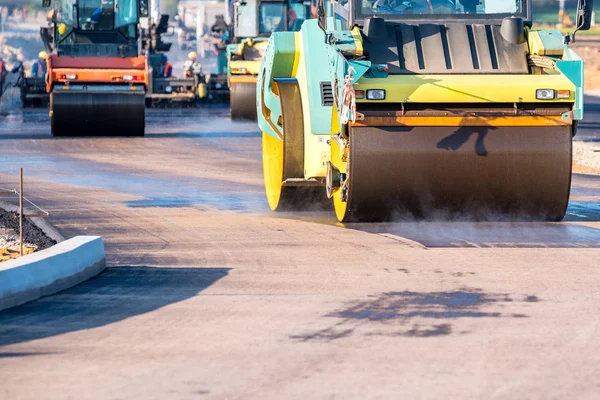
159, 54, 173, 78
184, 52, 202, 78
210, 15, 229, 75
184, 52, 203, 91
31, 51, 48, 78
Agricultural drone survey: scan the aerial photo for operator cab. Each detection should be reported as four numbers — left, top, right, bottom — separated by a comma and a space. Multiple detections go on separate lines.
331, 0, 531, 28
232, 0, 312, 40
47, 0, 144, 57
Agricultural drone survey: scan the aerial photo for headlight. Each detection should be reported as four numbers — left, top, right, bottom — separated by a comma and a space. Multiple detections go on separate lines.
536, 89, 555, 100
165, 86, 172, 93
366, 89, 386, 100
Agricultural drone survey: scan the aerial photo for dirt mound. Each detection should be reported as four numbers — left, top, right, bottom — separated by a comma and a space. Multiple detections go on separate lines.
0, 208, 56, 253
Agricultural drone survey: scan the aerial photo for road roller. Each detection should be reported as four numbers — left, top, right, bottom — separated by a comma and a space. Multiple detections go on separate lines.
227, 0, 313, 121
258, 0, 594, 222
41, 0, 149, 137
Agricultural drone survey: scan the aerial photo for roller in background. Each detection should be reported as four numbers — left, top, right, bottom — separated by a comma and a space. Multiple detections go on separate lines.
258, 0, 594, 222
41, 0, 149, 137
227, 0, 314, 121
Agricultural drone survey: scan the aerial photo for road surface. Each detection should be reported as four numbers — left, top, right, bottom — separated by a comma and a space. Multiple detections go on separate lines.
0, 104, 599, 399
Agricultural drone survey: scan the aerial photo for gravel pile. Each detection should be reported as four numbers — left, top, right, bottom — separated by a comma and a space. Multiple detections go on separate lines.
0, 208, 56, 252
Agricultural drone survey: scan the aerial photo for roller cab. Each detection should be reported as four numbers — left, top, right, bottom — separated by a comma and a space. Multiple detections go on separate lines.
43, 0, 148, 137
258, 0, 594, 222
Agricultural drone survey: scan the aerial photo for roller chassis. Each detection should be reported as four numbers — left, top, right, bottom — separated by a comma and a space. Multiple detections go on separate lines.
257, 5, 589, 222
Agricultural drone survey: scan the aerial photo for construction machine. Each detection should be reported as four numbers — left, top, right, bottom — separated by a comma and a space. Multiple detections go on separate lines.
142, 10, 229, 106
19, 71, 49, 108
41, 0, 148, 136
258, 0, 594, 222
227, 0, 312, 120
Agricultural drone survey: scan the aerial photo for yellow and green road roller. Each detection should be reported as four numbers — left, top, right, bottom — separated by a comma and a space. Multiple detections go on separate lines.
258, 0, 593, 222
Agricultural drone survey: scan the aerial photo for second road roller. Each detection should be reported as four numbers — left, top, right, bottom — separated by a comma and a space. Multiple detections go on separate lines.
41, 0, 148, 137
258, 0, 594, 222
227, 0, 313, 121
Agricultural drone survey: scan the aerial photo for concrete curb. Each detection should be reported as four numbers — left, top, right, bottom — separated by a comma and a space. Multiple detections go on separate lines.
0, 200, 65, 243
0, 236, 106, 311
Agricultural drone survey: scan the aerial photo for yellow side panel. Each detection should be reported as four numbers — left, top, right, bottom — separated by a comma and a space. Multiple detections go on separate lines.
350, 26, 364, 57
229, 75, 258, 84
528, 31, 564, 57
356, 74, 575, 103
229, 60, 261, 76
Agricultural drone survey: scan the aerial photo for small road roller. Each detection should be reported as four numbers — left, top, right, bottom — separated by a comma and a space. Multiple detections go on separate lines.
41, 0, 149, 137
258, 0, 594, 222
227, 0, 312, 121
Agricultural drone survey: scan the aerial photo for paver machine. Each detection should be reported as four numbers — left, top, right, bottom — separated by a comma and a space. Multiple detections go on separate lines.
41, 0, 149, 136
143, 11, 230, 107
227, 0, 312, 120
258, 0, 593, 221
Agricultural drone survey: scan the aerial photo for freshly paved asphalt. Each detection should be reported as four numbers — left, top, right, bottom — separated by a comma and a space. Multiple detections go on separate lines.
0, 105, 599, 399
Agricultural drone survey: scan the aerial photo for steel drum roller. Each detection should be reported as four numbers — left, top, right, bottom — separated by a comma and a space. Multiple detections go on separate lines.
336, 125, 572, 222
50, 91, 145, 137
230, 82, 258, 121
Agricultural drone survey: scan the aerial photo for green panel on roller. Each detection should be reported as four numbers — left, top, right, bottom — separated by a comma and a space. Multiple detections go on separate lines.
557, 48, 584, 120
257, 32, 297, 140
301, 20, 334, 135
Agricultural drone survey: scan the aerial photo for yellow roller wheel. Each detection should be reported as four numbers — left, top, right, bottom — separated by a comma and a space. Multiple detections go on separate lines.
263, 131, 286, 210
329, 131, 351, 222
262, 132, 327, 211
333, 188, 349, 222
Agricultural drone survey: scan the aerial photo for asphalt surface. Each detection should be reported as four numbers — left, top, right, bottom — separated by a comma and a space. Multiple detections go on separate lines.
0, 104, 600, 399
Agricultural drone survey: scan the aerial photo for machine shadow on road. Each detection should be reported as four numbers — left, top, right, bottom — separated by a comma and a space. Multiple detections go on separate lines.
0, 267, 230, 347
290, 289, 536, 342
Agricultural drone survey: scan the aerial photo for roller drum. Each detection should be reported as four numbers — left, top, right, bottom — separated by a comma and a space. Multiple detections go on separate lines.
341, 125, 572, 221
230, 82, 257, 121
50, 91, 145, 137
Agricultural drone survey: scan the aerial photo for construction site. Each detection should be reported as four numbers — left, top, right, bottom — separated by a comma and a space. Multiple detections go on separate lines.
1, 0, 600, 398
